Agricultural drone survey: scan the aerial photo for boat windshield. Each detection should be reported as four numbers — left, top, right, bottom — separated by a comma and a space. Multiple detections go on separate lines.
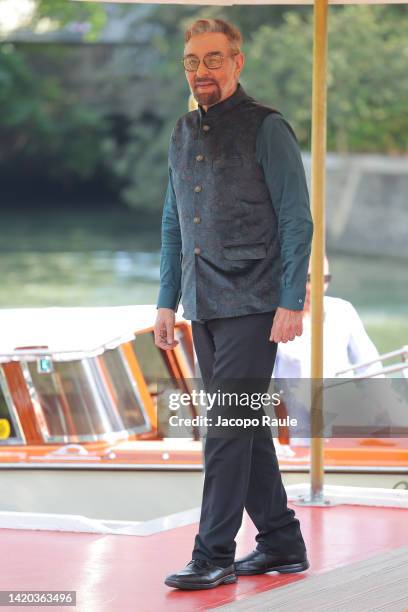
25, 347, 151, 443
0, 370, 24, 445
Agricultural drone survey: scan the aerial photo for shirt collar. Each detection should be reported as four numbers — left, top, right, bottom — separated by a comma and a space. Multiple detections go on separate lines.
197, 82, 249, 120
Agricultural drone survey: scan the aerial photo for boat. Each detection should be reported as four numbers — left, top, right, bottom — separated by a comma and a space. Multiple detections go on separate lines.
1, 305, 407, 523
1, 309, 407, 611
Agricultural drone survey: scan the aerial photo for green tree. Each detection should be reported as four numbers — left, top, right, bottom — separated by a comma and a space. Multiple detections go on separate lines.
0, 3, 406, 214
0, 0, 108, 182
244, 5, 408, 153
0, 42, 110, 180
30, 0, 106, 41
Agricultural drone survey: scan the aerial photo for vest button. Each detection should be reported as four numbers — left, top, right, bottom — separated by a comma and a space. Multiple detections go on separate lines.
193, 216, 201, 223
194, 247, 201, 255
194, 185, 202, 193
196, 154, 204, 162
202, 124, 210, 132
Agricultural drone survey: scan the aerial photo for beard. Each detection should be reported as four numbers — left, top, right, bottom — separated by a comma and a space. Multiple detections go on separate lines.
192, 79, 222, 107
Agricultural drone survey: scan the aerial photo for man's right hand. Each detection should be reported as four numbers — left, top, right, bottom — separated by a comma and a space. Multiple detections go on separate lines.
154, 308, 179, 350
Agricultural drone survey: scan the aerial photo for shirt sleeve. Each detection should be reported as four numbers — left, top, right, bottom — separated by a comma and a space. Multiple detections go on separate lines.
256, 113, 314, 311
156, 166, 182, 311
346, 302, 384, 377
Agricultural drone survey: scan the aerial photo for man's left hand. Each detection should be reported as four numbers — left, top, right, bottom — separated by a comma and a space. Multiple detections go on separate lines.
270, 306, 303, 343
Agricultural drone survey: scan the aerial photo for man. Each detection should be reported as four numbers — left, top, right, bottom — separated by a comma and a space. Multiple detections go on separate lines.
273, 255, 384, 447
274, 255, 383, 379
154, 18, 313, 590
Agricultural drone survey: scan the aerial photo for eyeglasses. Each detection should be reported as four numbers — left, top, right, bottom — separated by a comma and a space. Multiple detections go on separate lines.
307, 274, 332, 283
182, 51, 239, 72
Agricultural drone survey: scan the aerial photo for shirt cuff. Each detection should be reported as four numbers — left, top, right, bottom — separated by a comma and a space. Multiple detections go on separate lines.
157, 286, 182, 311
278, 287, 306, 311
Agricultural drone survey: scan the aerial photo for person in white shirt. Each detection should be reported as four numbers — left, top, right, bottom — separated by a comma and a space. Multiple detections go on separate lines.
272, 255, 383, 454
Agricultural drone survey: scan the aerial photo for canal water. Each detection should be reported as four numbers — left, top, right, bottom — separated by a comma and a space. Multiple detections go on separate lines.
0, 243, 406, 357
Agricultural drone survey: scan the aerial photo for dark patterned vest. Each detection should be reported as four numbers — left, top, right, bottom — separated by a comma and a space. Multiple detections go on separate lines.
169, 82, 284, 321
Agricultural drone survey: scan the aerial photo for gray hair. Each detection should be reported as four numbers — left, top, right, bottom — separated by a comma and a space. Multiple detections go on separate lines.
184, 18, 243, 54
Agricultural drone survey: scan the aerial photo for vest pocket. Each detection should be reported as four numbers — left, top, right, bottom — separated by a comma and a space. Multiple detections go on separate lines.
222, 242, 267, 260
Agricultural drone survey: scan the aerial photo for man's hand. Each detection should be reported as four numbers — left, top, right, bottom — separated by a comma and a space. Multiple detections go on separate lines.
154, 308, 179, 350
270, 306, 303, 343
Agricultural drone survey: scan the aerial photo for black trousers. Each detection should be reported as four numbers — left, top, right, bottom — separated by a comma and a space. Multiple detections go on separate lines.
191, 310, 307, 567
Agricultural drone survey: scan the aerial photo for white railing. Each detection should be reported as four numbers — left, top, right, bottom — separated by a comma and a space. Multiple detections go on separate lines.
335, 345, 408, 380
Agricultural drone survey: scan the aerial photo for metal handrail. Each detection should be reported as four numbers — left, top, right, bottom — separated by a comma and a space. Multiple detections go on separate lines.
321, 345, 408, 390
0, 333, 136, 363
335, 345, 408, 376
325, 362, 408, 390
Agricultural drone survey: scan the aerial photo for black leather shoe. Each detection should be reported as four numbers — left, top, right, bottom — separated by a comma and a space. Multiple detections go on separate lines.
234, 549, 310, 575
165, 559, 237, 590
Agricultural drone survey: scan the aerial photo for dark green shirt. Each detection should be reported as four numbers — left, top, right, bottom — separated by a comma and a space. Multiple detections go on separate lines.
157, 112, 313, 313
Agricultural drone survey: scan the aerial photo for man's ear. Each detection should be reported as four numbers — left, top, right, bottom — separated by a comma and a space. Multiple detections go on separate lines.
236, 52, 245, 77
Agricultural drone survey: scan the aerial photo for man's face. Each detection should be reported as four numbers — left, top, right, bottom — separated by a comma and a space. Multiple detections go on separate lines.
183, 32, 244, 108
304, 259, 330, 310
